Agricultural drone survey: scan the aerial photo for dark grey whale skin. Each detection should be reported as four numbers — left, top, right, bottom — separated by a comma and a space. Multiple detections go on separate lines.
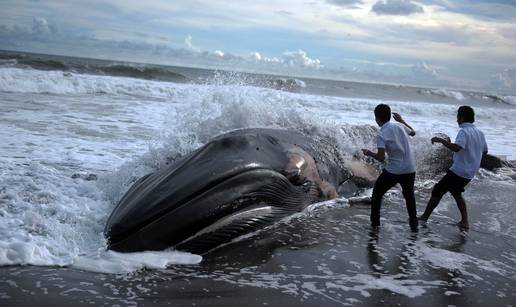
104, 128, 352, 254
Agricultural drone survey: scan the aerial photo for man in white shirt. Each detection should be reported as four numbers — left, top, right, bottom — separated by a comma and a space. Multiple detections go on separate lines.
362, 104, 418, 232
419, 106, 488, 229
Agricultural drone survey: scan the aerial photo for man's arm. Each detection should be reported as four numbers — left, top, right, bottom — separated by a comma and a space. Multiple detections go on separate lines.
362, 148, 386, 162
393, 112, 416, 136
431, 137, 462, 152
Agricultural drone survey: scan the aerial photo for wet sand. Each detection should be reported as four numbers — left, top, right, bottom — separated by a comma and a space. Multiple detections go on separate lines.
2, 178, 516, 306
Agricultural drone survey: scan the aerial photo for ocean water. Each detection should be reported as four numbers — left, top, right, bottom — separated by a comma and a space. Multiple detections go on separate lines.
1, 51, 516, 305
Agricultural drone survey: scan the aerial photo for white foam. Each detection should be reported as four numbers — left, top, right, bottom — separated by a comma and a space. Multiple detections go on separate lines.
73, 250, 202, 274
0, 67, 179, 98
1, 69, 516, 276
427, 88, 466, 100
0, 160, 201, 273
503, 95, 516, 105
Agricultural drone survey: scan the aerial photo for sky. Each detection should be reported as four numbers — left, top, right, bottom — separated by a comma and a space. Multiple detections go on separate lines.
1, 0, 516, 93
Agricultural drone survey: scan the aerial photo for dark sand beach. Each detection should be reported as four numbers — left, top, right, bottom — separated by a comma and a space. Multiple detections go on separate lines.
3, 179, 516, 306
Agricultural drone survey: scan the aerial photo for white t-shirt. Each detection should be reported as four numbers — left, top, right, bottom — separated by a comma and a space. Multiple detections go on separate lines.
376, 122, 416, 175
449, 123, 488, 179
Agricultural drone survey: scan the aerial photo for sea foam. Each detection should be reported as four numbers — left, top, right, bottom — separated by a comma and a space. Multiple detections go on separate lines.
1, 68, 515, 275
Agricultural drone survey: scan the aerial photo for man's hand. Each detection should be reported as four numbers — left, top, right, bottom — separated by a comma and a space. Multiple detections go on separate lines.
393, 112, 416, 136
393, 112, 404, 123
362, 148, 385, 162
432, 135, 461, 152
431, 137, 444, 144
431, 135, 451, 144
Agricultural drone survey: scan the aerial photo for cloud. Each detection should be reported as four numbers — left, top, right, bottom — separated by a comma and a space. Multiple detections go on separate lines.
184, 34, 200, 52
0, 17, 59, 43
411, 62, 438, 79
1, 15, 324, 73
31, 17, 59, 38
426, 0, 516, 21
276, 10, 293, 16
282, 50, 321, 69
371, 0, 424, 15
326, 0, 364, 7
146, 33, 324, 71
490, 68, 516, 90
248, 52, 262, 61
212, 50, 224, 57
2, 2, 514, 92
228, 50, 322, 70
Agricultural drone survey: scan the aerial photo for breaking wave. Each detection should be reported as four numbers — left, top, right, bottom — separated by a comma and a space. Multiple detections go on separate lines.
419, 87, 516, 106
0, 67, 180, 97
0, 53, 189, 83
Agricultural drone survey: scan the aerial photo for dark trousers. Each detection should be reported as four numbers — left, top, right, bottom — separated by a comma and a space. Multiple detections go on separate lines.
370, 170, 417, 229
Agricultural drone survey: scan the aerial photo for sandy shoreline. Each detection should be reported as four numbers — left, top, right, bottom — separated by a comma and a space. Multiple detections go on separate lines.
2, 194, 516, 306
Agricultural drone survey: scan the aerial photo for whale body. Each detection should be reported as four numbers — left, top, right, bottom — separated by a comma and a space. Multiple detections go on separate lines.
104, 128, 353, 254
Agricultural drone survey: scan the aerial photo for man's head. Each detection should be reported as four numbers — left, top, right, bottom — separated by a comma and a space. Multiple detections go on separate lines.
374, 104, 391, 126
457, 106, 475, 124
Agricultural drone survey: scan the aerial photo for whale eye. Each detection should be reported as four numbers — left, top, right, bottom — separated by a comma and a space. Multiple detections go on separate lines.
256, 147, 259, 151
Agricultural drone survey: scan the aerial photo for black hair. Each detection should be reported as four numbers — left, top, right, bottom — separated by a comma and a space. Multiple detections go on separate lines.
458, 105, 475, 123
374, 104, 391, 123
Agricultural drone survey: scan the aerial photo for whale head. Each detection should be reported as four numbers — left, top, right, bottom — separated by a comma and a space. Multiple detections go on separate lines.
104, 129, 351, 254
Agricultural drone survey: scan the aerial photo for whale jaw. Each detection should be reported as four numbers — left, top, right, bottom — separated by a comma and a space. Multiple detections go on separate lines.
105, 168, 319, 254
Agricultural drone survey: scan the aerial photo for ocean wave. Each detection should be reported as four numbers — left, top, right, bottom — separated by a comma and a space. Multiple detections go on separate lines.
258, 77, 306, 92
419, 87, 516, 106
199, 70, 307, 93
101, 64, 189, 82
420, 88, 466, 101
0, 53, 189, 83
478, 93, 516, 106
1, 78, 515, 273
0, 59, 18, 68
0, 67, 179, 97
503, 95, 516, 105
100, 86, 454, 209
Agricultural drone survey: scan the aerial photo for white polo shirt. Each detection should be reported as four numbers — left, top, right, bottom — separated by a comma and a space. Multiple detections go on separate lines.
449, 123, 488, 179
377, 122, 416, 175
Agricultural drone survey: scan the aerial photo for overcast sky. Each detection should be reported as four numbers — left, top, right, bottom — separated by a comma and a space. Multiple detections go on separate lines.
1, 0, 516, 92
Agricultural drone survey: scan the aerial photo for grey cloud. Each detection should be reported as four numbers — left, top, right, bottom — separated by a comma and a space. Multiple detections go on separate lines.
276, 10, 293, 16
327, 0, 364, 7
411, 62, 438, 80
498, 25, 516, 40
328, 60, 445, 87
330, 12, 477, 46
381, 23, 476, 46
425, 0, 516, 21
32, 17, 58, 37
371, 0, 424, 15
184, 35, 200, 52
0, 17, 59, 43
0, 17, 324, 73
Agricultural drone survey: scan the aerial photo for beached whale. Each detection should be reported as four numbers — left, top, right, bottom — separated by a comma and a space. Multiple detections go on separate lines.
104, 128, 357, 254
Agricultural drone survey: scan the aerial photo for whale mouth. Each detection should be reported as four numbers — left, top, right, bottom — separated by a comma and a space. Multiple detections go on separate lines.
105, 167, 318, 253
